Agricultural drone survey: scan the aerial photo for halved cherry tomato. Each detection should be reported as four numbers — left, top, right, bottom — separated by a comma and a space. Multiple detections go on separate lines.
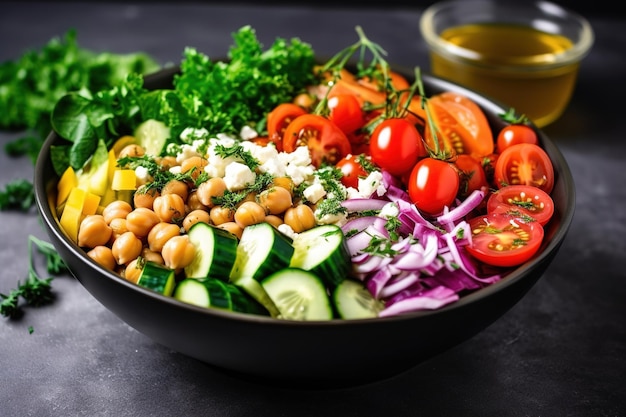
465, 212, 544, 267
487, 185, 554, 226
425, 92, 494, 159
336, 153, 369, 189
267, 103, 307, 152
407, 157, 459, 216
454, 154, 488, 199
282, 114, 351, 167
327, 94, 366, 135
496, 124, 539, 153
494, 143, 554, 193
369, 118, 426, 176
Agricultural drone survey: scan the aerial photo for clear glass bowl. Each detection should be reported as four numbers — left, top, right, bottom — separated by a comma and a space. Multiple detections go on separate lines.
420, 0, 594, 127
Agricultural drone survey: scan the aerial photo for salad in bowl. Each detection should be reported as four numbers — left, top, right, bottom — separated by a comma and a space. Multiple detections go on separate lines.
35, 25, 573, 384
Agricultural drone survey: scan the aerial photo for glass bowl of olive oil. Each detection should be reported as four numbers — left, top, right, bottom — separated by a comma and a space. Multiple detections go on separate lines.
420, 0, 594, 127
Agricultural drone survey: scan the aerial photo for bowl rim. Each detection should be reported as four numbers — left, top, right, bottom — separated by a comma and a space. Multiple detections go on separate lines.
419, 0, 595, 71
34, 65, 576, 328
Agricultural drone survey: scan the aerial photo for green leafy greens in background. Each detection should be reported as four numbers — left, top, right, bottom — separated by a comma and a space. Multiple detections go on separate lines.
0, 29, 159, 148
49, 25, 316, 177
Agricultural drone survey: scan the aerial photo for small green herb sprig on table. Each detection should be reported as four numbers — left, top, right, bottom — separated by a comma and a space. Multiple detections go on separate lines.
0, 235, 69, 319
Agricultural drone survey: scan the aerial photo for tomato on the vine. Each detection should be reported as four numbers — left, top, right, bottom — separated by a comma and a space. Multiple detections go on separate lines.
465, 212, 544, 267
487, 185, 554, 226
494, 143, 554, 193
267, 103, 307, 152
327, 94, 366, 135
425, 92, 494, 159
453, 154, 488, 199
496, 124, 539, 153
407, 157, 459, 216
369, 118, 426, 176
336, 153, 369, 189
282, 114, 351, 167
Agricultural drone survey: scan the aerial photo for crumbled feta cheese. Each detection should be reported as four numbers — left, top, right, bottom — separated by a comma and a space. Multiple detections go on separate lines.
223, 162, 256, 191
175, 143, 202, 164
303, 183, 326, 204
315, 210, 348, 227
135, 166, 149, 183
379, 201, 400, 218
180, 127, 210, 143
239, 125, 258, 140
277, 224, 297, 240
358, 171, 386, 197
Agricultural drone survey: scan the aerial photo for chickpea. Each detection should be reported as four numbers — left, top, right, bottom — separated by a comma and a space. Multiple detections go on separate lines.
197, 177, 227, 208
283, 204, 316, 233
161, 179, 189, 202
102, 200, 132, 224
272, 176, 295, 196
183, 209, 211, 232
141, 247, 164, 265
133, 184, 160, 210
152, 193, 186, 223
239, 191, 257, 205
118, 144, 145, 159
147, 222, 181, 253
264, 214, 284, 228
157, 155, 178, 171
257, 186, 293, 215
186, 190, 208, 212
109, 218, 128, 242
180, 156, 208, 180
86, 246, 116, 271
126, 207, 160, 238
234, 201, 266, 229
78, 215, 112, 248
161, 235, 195, 270
209, 206, 234, 226
124, 258, 143, 284
111, 231, 143, 265
216, 222, 244, 239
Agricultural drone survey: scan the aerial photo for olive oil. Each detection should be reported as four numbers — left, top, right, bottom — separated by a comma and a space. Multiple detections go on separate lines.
429, 23, 578, 127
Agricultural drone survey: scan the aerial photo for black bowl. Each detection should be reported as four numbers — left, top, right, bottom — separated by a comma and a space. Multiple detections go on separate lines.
34, 66, 575, 388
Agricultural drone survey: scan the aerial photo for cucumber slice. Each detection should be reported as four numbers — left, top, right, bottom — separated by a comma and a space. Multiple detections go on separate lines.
289, 224, 351, 288
184, 222, 238, 280
137, 261, 175, 296
229, 222, 294, 282
332, 279, 383, 319
174, 277, 269, 316
261, 268, 333, 321
232, 275, 281, 318
134, 119, 170, 157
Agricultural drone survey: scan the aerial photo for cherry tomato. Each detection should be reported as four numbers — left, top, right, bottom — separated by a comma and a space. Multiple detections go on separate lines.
357, 69, 411, 92
336, 154, 369, 189
425, 92, 494, 159
454, 154, 488, 199
496, 124, 539, 153
494, 143, 554, 193
369, 118, 426, 176
267, 103, 307, 152
282, 114, 351, 167
407, 158, 459, 216
487, 185, 555, 226
465, 212, 544, 267
327, 94, 366, 135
